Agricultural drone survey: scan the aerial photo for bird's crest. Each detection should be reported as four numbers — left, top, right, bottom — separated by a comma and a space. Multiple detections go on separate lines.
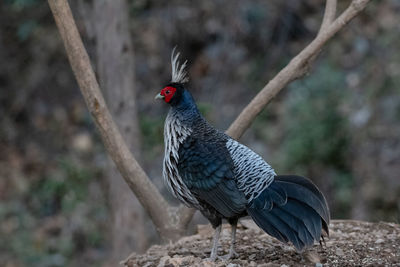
171, 47, 189, 84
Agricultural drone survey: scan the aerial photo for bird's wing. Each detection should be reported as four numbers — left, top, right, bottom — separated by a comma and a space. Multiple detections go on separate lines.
178, 136, 247, 217
226, 139, 276, 202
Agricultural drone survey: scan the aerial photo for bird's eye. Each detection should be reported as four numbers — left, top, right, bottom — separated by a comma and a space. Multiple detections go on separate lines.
166, 90, 170, 94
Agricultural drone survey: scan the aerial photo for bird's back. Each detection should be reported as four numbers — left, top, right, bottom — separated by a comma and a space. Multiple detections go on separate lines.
163, 103, 277, 219
226, 138, 276, 202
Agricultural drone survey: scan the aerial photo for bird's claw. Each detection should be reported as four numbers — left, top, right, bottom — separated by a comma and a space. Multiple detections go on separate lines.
205, 251, 218, 262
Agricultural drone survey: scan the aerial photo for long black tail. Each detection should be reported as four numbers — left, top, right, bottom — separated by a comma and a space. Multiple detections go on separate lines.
247, 175, 330, 252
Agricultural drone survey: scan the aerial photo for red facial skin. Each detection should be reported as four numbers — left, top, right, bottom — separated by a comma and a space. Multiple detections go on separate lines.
160, 86, 176, 103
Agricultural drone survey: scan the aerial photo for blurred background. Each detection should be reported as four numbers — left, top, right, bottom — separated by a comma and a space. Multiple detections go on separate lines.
0, 0, 399, 266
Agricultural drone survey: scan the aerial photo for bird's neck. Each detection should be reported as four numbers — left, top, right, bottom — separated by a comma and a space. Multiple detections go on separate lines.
169, 90, 203, 128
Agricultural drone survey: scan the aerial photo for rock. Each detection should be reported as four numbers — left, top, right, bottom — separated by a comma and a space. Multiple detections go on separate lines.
201, 260, 215, 267
249, 261, 257, 266
335, 248, 344, 256
259, 264, 280, 267
305, 251, 321, 264
169, 256, 189, 266
157, 256, 171, 267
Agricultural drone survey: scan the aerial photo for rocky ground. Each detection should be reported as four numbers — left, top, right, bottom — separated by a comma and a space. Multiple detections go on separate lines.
122, 220, 399, 267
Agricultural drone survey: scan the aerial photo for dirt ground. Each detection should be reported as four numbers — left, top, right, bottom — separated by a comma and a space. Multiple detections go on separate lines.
122, 220, 399, 267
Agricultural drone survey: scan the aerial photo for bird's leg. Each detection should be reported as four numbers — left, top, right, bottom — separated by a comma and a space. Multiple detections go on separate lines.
207, 224, 221, 261
228, 223, 239, 258
220, 221, 239, 260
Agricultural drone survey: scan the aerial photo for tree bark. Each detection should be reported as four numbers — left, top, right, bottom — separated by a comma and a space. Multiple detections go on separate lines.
92, 0, 148, 257
76, 0, 149, 257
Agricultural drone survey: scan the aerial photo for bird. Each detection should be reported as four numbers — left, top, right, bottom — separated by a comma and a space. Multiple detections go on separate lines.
155, 49, 330, 261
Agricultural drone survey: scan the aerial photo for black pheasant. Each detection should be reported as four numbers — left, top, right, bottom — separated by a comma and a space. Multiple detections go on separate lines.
155, 50, 330, 261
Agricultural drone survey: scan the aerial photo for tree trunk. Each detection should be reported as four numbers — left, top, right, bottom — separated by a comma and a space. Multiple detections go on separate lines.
78, 0, 148, 260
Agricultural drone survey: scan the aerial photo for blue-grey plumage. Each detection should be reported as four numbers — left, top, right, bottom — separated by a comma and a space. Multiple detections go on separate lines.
157, 50, 330, 261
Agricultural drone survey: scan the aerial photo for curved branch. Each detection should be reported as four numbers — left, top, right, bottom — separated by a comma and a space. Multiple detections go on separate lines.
226, 0, 370, 139
319, 0, 337, 35
47, 0, 187, 240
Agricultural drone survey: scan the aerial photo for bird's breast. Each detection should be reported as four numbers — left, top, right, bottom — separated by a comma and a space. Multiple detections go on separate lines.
163, 113, 200, 207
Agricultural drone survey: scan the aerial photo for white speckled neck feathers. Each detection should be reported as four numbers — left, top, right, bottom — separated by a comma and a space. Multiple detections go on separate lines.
162, 109, 200, 207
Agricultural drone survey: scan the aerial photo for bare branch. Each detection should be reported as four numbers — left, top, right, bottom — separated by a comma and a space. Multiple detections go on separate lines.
226, 0, 370, 140
47, 0, 189, 241
319, 0, 337, 35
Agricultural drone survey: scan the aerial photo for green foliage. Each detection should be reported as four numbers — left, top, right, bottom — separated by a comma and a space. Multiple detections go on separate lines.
17, 20, 38, 41
197, 102, 213, 120
5, 0, 39, 10
280, 63, 353, 217
251, 107, 277, 144
129, 0, 152, 16
139, 115, 164, 149
0, 159, 105, 267
247, 56, 270, 91
31, 159, 93, 216
332, 172, 354, 218
5, 0, 41, 42
283, 64, 349, 169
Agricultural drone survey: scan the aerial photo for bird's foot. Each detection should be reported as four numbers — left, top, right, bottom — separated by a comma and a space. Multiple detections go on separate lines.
204, 255, 217, 262
218, 249, 239, 261
205, 251, 218, 262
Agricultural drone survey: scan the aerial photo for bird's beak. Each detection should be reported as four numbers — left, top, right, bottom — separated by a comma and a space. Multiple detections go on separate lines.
155, 93, 164, 100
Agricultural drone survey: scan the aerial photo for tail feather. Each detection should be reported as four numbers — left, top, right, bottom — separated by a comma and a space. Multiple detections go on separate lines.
250, 182, 287, 210
250, 208, 304, 251
271, 207, 314, 248
265, 212, 304, 251
275, 175, 330, 235
275, 175, 328, 208
247, 175, 330, 252
278, 199, 322, 241
249, 210, 289, 243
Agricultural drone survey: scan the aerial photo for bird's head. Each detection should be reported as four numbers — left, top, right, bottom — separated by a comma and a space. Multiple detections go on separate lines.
155, 48, 192, 107
155, 82, 185, 105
